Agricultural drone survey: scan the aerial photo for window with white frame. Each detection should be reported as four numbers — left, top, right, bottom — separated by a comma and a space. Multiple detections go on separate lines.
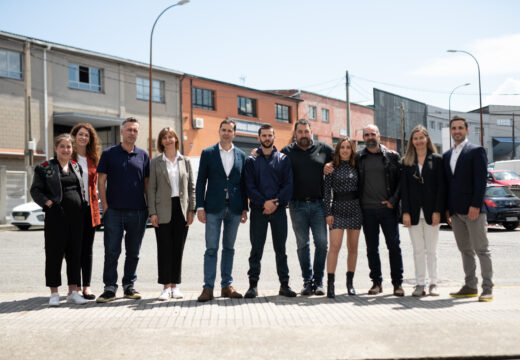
136, 77, 165, 103
275, 104, 290, 123
309, 105, 317, 120
438, 122, 443, 130
321, 108, 330, 123
68, 64, 102, 92
0, 49, 22, 80
429, 120, 436, 129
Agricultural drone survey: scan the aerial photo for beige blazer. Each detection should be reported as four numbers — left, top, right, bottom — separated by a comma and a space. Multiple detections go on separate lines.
148, 154, 196, 224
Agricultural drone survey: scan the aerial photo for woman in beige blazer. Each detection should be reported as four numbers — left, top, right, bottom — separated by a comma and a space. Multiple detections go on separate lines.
148, 127, 195, 300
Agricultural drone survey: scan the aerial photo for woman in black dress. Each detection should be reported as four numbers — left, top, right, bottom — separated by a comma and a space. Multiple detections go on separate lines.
323, 137, 362, 298
30, 134, 87, 306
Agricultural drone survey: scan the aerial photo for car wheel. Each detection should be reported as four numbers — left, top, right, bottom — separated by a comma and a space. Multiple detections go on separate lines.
503, 221, 519, 231
16, 225, 30, 231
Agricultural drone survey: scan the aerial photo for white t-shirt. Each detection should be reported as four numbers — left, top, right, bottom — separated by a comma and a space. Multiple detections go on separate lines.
77, 155, 89, 205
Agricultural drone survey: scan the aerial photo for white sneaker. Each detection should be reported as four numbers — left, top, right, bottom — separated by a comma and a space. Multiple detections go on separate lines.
49, 293, 60, 307
67, 291, 87, 305
158, 288, 170, 301
171, 287, 184, 299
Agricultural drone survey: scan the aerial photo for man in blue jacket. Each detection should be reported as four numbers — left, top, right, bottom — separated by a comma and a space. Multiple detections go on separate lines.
243, 124, 296, 298
443, 116, 493, 302
196, 119, 248, 302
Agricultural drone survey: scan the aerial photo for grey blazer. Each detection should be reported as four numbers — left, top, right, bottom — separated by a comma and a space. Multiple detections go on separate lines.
148, 154, 196, 224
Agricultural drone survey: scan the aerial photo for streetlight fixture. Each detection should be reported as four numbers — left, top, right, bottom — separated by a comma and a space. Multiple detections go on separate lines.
448, 82, 470, 147
446, 49, 484, 146
149, 0, 190, 157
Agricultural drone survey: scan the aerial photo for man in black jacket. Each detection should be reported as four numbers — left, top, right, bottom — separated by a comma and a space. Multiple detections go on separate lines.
356, 124, 404, 296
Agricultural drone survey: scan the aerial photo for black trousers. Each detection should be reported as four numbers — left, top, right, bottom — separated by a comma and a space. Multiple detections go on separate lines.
44, 205, 84, 287
154, 197, 189, 284
79, 206, 96, 287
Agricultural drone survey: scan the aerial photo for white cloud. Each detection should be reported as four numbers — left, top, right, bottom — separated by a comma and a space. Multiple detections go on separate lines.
411, 33, 520, 77
485, 78, 520, 106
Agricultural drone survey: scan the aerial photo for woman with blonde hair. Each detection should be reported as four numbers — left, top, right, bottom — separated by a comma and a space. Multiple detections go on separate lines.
30, 134, 87, 306
148, 127, 196, 300
401, 125, 445, 296
323, 137, 362, 298
70, 123, 101, 300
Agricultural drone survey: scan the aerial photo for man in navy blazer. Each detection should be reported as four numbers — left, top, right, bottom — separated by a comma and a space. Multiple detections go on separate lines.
443, 116, 493, 302
196, 119, 248, 302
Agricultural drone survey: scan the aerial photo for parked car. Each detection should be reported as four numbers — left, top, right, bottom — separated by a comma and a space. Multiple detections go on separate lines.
11, 202, 44, 230
486, 170, 520, 198
484, 184, 520, 231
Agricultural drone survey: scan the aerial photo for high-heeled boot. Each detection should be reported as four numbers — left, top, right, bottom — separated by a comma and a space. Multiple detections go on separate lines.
347, 271, 356, 296
327, 273, 335, 298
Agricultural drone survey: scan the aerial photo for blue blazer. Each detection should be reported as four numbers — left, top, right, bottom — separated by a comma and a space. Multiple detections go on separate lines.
195, 143, 248, 215
442, 142, 487, 215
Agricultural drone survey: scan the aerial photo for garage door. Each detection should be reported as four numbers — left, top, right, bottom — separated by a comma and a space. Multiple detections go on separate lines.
234, 135, 259, 156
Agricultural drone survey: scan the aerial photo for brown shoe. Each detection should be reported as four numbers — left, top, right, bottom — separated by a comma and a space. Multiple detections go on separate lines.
368, 282, 382, 295
393, 285, 405, 297
197, 288, 214, 302
221, 286, 243, 299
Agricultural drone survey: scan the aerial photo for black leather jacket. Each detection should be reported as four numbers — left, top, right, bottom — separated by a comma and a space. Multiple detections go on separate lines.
356, 144, 401, 208
30, 158, 86, 211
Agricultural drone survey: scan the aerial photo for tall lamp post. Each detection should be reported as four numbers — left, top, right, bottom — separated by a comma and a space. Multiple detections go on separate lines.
149, 0, 190, 157
447, 49, 484, 146
448, 82, 470, 147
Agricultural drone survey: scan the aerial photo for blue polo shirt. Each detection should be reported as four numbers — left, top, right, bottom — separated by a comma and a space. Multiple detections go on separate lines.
97, 143, 150, 210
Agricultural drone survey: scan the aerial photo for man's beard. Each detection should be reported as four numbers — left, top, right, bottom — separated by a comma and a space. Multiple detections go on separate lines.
365, 139, 378, 149
261, 140, 273, 149
297, 137, 311, 147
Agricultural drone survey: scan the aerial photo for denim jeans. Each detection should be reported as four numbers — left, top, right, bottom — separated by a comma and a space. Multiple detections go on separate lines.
289, 200, 328, 285
203, 206, 242, 290
362, 207, 403, 286
102, 208, 148, 292
248, 207, 289, 284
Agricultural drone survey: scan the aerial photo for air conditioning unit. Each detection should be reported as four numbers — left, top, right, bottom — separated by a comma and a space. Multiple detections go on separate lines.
193, 117, 204, 129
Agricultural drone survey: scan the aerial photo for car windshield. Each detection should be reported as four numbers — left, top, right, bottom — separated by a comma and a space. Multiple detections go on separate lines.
486, 186, 515, 197
493, 171, 520, 180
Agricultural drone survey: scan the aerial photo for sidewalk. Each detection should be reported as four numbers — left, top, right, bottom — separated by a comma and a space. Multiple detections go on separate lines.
1, 286, 520, 360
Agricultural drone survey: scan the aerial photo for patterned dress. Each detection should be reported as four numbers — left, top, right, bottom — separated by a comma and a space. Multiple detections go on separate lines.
323, 160, 362, 230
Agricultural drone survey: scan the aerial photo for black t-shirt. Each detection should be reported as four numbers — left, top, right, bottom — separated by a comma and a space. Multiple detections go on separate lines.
281, 141, 334, 200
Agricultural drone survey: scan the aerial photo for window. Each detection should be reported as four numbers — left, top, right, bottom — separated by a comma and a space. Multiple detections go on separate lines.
429, 120, 436, 129
438, 122, 443, 130
321, 108, 330, 123
68, 64, 102, 92
0, 49, 22, 79
309, 105, 317, 120
192, 87, 215, 110
238, 96, 257, 117
275, 104, 290, 123
136, 77, 165, 103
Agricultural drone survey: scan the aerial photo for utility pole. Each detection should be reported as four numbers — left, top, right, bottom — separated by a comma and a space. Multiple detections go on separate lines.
345, 70, 351, 137
400, 102, 405, 155
513, 113, 516, 159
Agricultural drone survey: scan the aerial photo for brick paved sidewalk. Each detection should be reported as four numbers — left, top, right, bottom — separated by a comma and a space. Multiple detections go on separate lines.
1, 286, 520, 359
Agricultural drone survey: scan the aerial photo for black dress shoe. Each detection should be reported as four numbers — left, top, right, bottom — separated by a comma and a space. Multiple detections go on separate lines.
301, 281, 313, 296
244, 287, 258, 299
279, 283, 297, 297
83, 293, 96, 300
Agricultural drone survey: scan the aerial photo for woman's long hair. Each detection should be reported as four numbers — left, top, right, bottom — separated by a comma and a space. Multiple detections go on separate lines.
70, 123, 101, 165
332, 137, 356, 168
402, 125, 437, 166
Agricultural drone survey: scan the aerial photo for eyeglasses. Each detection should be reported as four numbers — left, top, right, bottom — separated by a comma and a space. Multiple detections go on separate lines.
412, 170, 424, 184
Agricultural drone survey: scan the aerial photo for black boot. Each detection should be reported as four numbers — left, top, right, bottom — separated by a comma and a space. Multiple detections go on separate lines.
327, 273, 335, 298
244, 280, 258, 299
347, 271, 356, 296
279, 281, 297, 297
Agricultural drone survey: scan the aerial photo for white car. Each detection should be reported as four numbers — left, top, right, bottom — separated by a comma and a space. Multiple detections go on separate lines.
11, 202, 45, 230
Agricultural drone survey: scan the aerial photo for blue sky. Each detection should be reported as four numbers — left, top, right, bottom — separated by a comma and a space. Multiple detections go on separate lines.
1, 0, 519, 111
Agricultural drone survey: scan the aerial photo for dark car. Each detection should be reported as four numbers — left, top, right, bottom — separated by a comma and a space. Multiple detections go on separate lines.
484, 184, 520, 231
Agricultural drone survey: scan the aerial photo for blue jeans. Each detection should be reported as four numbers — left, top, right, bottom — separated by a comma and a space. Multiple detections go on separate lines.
102, 208, 148, 292
248, 207, 289, 284
362, 207, 403, 286
289, 200, 328, 285
203, 206, 242, 290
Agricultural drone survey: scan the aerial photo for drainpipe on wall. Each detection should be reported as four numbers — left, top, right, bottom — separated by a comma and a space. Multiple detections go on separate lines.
179, 75, 184, 154
43, 45, 51, 159
190, 78, 194, 130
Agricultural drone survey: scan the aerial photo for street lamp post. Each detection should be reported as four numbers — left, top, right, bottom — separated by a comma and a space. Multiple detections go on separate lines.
149, 0, 190, 157
447, 49, 484, 146
448, 82, 470, 147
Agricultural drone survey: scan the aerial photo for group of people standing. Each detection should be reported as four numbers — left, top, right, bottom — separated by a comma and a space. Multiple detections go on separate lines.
30, 114, 494, 306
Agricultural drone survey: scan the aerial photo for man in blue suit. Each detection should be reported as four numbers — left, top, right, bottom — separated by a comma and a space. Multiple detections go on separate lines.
196, 119, 248, 302
443, 116, 493, 302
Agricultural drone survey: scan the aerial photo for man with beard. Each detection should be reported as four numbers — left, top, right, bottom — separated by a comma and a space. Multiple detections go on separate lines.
443, 116, 493, 302
356, 124, 404, 296
243, 124, 296, 298
281, 119, 334, 295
